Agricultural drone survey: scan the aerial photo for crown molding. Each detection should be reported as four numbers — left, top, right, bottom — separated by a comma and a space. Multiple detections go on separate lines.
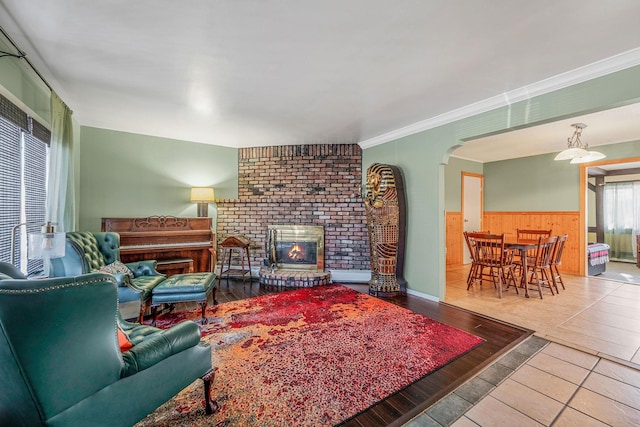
358, 48, 640, 149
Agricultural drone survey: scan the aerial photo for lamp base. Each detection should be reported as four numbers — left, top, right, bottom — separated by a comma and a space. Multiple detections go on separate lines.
197, 203, 209, 217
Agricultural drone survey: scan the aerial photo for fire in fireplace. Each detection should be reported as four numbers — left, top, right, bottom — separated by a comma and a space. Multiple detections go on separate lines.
266, 225, 324, 271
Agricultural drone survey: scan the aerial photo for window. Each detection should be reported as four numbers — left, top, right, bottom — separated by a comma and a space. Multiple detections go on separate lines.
0, 93, 50, 275
603, 181, 640, 262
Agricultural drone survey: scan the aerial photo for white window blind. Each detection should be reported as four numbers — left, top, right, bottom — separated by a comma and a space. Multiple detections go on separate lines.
0, 94, 50, 275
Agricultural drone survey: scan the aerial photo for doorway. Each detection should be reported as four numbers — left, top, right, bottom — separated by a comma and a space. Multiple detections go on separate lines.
462, 172, 483, 264
582, 157, 640, 284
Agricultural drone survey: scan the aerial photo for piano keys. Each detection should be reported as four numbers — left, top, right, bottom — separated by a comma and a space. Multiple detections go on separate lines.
101, 216, 216, 276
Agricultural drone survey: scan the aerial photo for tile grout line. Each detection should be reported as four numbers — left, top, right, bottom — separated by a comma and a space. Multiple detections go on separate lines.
546, 356, 603, 426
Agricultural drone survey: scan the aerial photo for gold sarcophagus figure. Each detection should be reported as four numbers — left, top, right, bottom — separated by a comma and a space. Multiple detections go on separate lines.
364, 163, 407, 296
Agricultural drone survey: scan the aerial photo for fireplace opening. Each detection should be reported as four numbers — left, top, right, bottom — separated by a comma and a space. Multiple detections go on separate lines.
276, 241, 317, 266
266, 225, 324, 271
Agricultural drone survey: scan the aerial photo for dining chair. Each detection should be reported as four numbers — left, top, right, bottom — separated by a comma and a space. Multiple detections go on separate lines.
525, 235, 558, 299
550, 234, 568, 290
514, 229, 553, 274
463, 231, 491, 289
468, 232, 516, 298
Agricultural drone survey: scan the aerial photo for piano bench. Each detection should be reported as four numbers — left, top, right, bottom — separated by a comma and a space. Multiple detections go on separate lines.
156, 258, 194, 276
150, 272, 217, 325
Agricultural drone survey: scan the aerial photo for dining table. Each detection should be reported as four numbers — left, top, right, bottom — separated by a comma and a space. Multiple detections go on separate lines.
504, 239, 538, 298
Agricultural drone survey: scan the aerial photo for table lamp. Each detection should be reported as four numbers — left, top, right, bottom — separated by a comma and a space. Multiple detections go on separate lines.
191, 187, 215, 217
11, 221, 65, 276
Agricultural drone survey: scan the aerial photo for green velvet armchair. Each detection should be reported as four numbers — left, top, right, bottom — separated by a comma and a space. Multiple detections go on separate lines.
0, 263, 218, 426
49, 231, 166, 322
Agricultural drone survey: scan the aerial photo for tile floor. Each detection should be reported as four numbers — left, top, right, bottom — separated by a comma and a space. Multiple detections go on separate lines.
404, 265, 640, 426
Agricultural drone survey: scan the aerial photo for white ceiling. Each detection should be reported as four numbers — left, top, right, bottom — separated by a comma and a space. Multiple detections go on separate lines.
1, 0, 640, 160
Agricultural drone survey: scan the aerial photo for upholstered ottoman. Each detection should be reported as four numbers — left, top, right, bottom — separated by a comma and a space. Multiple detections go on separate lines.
150, 272, 217, 324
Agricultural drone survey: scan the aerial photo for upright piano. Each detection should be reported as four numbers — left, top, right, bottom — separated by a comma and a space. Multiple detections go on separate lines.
101, 216, 216, 276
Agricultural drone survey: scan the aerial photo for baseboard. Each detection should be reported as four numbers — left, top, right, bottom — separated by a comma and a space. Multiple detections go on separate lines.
328, 269, 371, 283
406, 288, 440, 302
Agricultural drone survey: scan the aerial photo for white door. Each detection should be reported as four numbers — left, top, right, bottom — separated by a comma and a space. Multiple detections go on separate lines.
462, 173, 483, 264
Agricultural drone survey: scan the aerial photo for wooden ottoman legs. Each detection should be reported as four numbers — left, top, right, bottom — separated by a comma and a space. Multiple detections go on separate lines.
202, 368, 219, 415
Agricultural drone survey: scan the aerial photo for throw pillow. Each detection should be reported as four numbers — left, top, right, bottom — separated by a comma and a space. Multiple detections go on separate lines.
117, 328, 133, 352
99, 260, 134, 279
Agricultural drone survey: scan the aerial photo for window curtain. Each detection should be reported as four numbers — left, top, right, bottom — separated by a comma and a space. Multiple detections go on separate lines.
603, 182, 640, 262
46, 91, 76, 232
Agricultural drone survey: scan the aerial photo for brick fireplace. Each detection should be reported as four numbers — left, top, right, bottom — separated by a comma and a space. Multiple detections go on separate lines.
215, 144, 369, 276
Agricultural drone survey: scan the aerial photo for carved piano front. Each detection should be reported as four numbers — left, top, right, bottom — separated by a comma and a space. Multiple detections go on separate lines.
101, 216, 216, 276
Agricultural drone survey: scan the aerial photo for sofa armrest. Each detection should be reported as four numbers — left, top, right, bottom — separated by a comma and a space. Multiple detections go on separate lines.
126, 260, 162, 277
120, 321, 202, 376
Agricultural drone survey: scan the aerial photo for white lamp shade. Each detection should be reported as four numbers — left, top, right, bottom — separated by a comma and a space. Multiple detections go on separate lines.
554, 147, 590, 161
190, 187, 215, 202
569, 151, 606, 164
28, 232, 65, 260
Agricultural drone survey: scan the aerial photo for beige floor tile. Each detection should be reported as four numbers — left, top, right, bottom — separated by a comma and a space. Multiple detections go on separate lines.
570, 308, 640, 333
552, 407, 609, 427
594, 359, 640, 388
569, 387, 640, 426
589, 300, 640, 321
631, 352, 640, 366
600, 294, 640, 309
509, 364, 579, 403
533, 334, 598, 356
609, 285, 640, 299
450, 415, 480, 427
465, 395, 543, 427
581, 372, 640, 410
559, 317, 640, 348
542, 343, 599, 370
544, 327, 638, 361
491, 378, 564, 425
526, 352, 591, 385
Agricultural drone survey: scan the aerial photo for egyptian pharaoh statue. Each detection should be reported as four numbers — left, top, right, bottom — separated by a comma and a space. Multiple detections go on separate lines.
364, 163, 407, 296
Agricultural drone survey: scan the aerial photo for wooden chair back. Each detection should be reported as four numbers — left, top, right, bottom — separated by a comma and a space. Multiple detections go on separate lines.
517, 229, 552, 243
532, 236, 558, 268
468, 233, 508, 267
552, 234, 568, 267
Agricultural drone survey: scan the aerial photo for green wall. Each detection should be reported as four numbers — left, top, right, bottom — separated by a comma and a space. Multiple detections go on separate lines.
78, 127, 238, 231
364, 65, 640, 300
484, 140, 640, 211
444, 157, 483, 212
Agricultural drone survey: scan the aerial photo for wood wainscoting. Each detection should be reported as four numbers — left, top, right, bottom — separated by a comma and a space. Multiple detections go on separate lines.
446, 211, 581, 275
446, 212, 463, 265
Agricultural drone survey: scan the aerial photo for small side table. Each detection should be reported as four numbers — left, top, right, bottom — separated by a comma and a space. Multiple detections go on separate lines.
218, 236, 252, 286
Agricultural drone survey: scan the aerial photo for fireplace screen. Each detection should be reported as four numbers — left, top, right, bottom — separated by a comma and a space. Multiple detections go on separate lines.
267, 225, 324, 271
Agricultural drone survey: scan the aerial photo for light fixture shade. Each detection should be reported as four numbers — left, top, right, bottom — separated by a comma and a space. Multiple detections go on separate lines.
569, 151, 607, 164
190, 187, 215, 202
554, 122, 606, 163
28, 231, 65, 260
554, 147, 590, 161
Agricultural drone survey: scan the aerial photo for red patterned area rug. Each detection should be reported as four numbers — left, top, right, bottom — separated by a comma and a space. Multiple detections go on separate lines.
136, 284, 484, 427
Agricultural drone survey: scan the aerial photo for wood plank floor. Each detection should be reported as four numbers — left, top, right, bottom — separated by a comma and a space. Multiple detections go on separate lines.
208, 278, 532, 427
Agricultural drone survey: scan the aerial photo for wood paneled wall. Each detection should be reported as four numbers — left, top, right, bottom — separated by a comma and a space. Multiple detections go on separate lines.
446, 212, 463, 265
446, 211, 581, 275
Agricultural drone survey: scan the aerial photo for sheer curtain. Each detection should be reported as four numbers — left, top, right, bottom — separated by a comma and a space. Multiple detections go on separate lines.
46, 91, 76, 232
603, 181, 640, 262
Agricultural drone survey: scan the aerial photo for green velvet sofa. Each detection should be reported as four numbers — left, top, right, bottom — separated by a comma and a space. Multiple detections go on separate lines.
49, 231, 166, 322
0, 262, 217, 426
